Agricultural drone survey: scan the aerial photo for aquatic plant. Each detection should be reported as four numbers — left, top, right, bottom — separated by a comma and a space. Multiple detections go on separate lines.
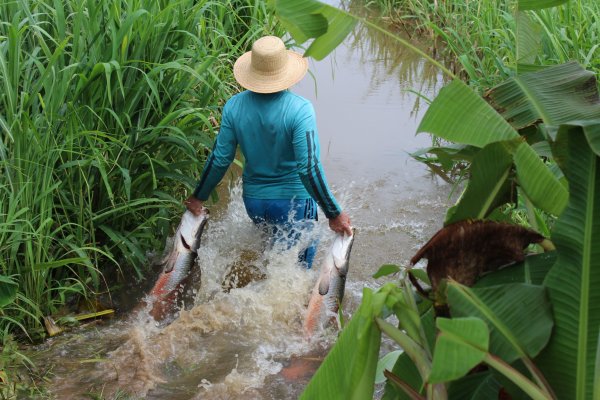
271, 0, 599, 399
0, 0, 280, 339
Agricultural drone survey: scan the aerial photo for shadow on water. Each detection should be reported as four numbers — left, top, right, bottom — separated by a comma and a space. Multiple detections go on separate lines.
29, 7, 454, 400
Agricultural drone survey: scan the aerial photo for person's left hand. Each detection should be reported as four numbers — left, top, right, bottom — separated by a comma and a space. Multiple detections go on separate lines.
184, 196, 204, 216
328, 211, 353, 236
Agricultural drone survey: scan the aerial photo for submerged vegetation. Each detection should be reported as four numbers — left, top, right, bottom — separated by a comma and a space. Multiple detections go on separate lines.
0, 0, 280, 340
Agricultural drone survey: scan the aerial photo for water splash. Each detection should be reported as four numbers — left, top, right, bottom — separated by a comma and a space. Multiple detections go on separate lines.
58, 182, 334, 399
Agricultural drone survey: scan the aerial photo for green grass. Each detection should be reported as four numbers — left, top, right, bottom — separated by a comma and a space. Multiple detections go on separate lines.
0, 0, 281, 340
364, 0, 600, 90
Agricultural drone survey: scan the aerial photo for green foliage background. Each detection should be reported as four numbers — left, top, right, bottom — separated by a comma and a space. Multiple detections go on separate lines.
270, 0, 600, 399
0, 0, 281, 339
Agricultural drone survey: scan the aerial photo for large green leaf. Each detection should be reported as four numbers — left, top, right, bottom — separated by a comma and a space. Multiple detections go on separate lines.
513, 141, 568, 215
536, 129, 600, 400
377, 284, 442, 398
300, 288, 382, 400
516, 12, 542, 66
475, 252, 557, 287
428, 317, 489, 383
376, 350, 403, 384
410, 144, 479, 171
272, 0, 327, 43
376, 318, 431, 382
272, 0, 356, 61
487, 62, 600, 132
446, 141, 513, 224
304, 6, 356, 61
447, 372, 503, 400
417, 80, 520, 148
382, 352, 423, 400
447, 283, 553, 363
555, 120, 600, 160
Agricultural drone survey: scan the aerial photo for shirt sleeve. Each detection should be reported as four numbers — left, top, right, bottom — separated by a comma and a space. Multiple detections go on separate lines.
292, 102, 342, 219
192, 102, 237, 201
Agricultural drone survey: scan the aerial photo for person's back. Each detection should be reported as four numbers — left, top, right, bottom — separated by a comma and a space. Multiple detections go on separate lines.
186, 35, 352, 268
226, 90, 313, 200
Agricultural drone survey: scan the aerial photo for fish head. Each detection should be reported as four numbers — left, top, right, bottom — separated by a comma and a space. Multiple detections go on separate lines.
159, 208, 209, 273
331, 229, 355, 276
179, 208, 209, 252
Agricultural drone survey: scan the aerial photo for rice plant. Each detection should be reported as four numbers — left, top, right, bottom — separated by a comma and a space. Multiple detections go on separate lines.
0, 0, 281, 339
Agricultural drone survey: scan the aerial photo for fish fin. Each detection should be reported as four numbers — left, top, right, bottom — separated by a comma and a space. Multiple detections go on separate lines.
162, 252, 176, 273
318, 273, 330, 295
333, 256, 348, 275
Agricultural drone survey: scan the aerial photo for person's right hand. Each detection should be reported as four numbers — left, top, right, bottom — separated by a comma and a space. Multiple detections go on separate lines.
328, 211, 353, 236
184, 196, 204, 216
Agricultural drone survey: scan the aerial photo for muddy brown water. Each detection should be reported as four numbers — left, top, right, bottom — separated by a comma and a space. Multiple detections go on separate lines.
30, 20, 453, 400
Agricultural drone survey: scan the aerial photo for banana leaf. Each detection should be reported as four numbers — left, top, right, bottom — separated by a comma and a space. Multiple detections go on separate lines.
270, 0, 356, 60
447, 283, 553, 364
270, 0, 327, 44
417, 80, 519, 148
383, 307, 436, 400
445, 141, 513, 224
486, 62, 600, 134
382, 351, 423, 400
447, 372, 503, 400
410, 144, 478, 174
475, 252, 557, 286
513, 141, 568, 215
300, 288, 382, 400
516, 12, 542, 66
535, 128, 600, 400
305, 6, 355, 60
555, 120, 600, 162
428, 317, 489, 383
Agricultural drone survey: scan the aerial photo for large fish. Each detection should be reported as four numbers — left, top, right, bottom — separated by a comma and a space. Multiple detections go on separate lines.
146, 208, 209, 321
303, 229, 355, 336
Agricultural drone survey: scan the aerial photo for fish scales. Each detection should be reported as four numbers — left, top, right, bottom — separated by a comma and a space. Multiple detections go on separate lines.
146, 209, 209, 321
304, 229, 355, 336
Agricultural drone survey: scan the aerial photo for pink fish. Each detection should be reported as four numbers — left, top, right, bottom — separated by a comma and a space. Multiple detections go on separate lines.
304, 229, 355, 336
146, 209, 209, 321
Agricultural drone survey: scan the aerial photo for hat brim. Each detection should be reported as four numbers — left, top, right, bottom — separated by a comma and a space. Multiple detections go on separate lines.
233, 50, 308, 94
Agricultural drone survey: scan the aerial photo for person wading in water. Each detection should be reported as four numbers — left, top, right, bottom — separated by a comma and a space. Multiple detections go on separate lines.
185, 35, 352, 269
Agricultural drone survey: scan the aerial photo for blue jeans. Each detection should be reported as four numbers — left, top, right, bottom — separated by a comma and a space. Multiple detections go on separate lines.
243, 197, 319, 268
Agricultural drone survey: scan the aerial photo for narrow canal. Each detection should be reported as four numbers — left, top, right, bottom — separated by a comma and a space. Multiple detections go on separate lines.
33, 15, 452, 400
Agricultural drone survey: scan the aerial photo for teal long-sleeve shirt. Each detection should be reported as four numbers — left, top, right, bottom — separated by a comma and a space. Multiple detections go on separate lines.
193, 90, 342, 219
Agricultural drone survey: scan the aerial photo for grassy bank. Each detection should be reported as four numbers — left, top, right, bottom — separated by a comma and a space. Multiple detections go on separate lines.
366, 0, 600, 90
0, 0, 281, 341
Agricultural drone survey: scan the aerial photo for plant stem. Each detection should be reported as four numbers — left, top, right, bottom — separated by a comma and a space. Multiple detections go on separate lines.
484, 353, 554, 400
383, 370, 426, 400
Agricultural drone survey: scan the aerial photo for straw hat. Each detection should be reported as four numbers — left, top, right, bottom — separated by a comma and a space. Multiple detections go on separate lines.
233, 36, 308, 93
